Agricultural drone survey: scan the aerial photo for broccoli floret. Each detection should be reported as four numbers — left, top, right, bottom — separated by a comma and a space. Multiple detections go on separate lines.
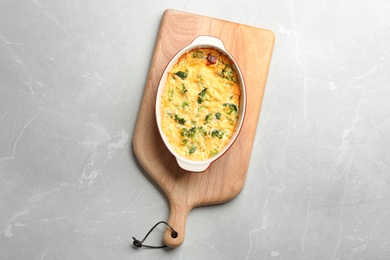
174, 70, 188, 80
168, 88, 174, 101
193, 51, 204, 59
197, 88, 208, 104
174, 114, 186, 125
205, 113, 213, 124
179, 83, 187, 94
188, 144, 197, 155
210, 149, 218, 157
181, 127, 206, 141
215, 112, 221, 120
223, 103, 238, 115
220, 64, 235, 81
211, 129, 225, 139
182, 100, 189, 109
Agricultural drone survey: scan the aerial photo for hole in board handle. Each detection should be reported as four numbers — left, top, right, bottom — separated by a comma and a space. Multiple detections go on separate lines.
171, 231, 178, 238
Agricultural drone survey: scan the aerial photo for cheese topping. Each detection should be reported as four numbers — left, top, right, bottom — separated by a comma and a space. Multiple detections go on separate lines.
160, 48, 240, 160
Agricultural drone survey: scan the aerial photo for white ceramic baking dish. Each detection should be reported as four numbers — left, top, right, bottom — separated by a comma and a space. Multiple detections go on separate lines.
155, 35, 246, 172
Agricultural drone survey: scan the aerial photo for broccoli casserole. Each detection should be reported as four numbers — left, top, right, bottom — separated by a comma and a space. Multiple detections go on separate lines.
160, 48, 241, 160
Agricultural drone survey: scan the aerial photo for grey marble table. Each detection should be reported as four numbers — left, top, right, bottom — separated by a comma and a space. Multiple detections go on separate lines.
1, 1, 390, 259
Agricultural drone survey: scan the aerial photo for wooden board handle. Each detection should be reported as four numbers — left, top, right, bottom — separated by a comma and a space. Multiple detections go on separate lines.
163, 203, 191, 248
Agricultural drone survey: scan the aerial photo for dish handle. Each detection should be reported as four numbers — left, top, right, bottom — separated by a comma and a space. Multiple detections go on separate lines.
190, 35, 226, 50
176, 158, 211, 172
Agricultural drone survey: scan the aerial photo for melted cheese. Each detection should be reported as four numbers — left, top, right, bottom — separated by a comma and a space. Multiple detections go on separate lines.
160, 48, 240, 160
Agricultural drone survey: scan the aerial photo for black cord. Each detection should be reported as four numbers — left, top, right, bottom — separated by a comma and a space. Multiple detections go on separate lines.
132, 221, 178, 249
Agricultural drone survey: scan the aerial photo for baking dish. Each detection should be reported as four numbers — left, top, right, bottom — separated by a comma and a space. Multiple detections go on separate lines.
155, 35, 246, 172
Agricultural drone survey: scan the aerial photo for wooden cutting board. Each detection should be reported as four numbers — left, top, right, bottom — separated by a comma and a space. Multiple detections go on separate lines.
133, 9, 274, 248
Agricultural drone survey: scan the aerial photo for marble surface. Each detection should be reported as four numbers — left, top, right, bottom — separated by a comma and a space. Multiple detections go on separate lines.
1, 0, 390, 259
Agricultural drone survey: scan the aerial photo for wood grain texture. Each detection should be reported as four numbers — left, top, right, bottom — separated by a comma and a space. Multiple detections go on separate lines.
132, 9, 274, 248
